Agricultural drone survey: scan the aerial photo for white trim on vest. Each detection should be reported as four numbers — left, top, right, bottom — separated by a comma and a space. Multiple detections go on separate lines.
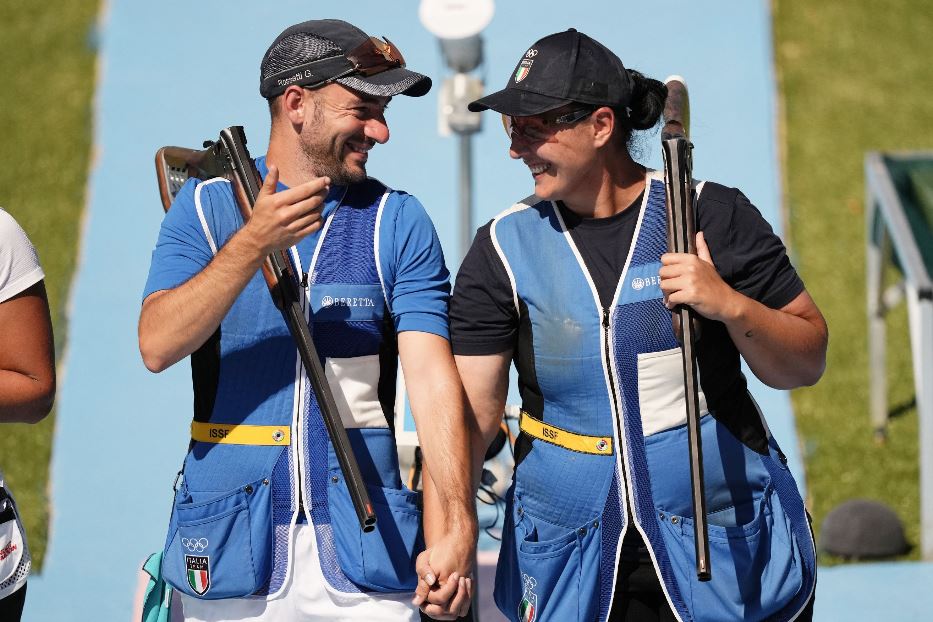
372, 187, 392, 309
489, 198, 536, 315
193, 178, 226, 255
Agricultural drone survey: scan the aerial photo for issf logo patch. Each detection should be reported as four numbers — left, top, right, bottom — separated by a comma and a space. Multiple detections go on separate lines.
186, 554, 211, 595
518, 573, 538, 622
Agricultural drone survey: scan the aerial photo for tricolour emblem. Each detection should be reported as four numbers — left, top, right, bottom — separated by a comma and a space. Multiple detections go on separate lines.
186, 555, 211, 595
514, 59, 534, 83
518, 573, 538, 622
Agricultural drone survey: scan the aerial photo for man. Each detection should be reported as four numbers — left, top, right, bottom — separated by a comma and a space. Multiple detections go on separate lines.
139, 19, 474, 621
447, 29, 826, 621
0, 208, 56, 621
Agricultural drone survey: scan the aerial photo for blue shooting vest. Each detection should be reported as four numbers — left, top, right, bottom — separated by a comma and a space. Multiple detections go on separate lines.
491, 171, 816, 622
160, 173, 421, 600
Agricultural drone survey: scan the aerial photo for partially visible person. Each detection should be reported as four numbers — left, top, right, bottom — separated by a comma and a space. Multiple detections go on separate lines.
0, 208, 56, 621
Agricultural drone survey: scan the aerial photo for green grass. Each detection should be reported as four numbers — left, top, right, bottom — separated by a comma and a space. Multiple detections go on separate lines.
774, 0, 933, 562
0, 0, 99, 568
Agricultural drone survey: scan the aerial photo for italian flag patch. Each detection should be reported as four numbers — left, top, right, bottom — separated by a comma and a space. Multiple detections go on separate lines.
186, 555, 211, 595
518, 573, 538, 622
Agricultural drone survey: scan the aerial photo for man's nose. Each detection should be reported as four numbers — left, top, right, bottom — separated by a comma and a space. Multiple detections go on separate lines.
365, 117, 390, 144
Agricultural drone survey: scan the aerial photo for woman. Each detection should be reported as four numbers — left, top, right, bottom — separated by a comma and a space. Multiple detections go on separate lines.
0, 207, 56, 620
448, 29, 826, 622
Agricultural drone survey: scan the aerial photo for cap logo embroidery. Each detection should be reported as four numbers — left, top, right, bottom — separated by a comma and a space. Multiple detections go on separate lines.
515, 59, 533, 83
525, 49, 538, 58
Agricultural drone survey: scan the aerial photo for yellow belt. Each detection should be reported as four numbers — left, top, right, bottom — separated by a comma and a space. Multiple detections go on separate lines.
191, 422, 291, 446
519, 411, 613, 455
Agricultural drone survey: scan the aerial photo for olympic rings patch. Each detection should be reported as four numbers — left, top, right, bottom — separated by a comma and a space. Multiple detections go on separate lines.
181, 537, 209, 552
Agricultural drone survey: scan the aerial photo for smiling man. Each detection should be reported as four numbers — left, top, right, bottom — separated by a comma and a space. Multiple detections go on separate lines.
139, 19, 475, 622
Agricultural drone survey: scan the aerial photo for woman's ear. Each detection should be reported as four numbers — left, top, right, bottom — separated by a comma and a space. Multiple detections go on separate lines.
591, 107, 615, 148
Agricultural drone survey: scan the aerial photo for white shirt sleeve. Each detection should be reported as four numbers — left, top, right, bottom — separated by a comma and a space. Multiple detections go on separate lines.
0, 208, 45, 303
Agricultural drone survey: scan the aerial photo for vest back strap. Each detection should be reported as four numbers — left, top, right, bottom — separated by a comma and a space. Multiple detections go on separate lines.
191, 421, 291, 446
519, 411, 613, 455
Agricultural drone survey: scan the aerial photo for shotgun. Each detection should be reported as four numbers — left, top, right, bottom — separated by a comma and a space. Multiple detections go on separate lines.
155, 126, 377, 533
660, 77, 711, 581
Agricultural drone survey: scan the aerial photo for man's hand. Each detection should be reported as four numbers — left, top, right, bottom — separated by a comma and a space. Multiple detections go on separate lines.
139, 165, 331, 373
412, 532, 474, 620
240, 165, 329, 255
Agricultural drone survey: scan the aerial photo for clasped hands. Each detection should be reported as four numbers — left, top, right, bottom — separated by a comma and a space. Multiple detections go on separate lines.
412, 531, 475, 620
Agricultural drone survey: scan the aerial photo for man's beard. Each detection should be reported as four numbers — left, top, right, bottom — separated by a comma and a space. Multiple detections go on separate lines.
299, 133, 366, 186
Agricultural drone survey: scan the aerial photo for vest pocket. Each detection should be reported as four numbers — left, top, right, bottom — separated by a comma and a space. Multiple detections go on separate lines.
328, 470, 423, 592
495, 494, 600, 622
658, 485, 802, 621
161, 477, 272, 600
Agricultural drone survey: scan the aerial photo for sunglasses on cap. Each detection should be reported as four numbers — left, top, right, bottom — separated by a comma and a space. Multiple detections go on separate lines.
345, 36, 406, 77
502, 107, 596, 143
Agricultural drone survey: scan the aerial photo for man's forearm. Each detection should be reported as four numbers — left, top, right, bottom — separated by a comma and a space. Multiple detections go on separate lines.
139, 228, 267, 372
399, 332, 477, 536
416, 376, 476, 535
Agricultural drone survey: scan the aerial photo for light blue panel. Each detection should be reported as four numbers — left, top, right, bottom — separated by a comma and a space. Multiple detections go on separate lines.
815, 562, 933, 620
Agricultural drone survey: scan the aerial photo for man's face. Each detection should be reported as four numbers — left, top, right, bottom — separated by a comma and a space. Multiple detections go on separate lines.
298, 84, 391, 185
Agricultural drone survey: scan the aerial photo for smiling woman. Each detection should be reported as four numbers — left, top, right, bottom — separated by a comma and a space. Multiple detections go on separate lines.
451, 26, 825, 622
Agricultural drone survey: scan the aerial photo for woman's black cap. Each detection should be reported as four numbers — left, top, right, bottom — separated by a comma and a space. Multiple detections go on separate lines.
469, 28, 633, 116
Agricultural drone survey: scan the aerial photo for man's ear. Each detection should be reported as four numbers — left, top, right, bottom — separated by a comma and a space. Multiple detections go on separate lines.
281, 85, 310, 125
591, 107, 614, 148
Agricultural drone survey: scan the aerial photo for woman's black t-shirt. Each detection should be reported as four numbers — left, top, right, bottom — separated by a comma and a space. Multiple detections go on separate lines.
449, 180, 805, 574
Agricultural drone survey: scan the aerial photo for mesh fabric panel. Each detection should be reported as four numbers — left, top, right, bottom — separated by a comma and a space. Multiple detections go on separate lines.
611, 180, 690, 618
261, 34, 340, 81
258, 445, 295, 595
315, 522, 359, 593
304, 375, 361, 592
312, 184, 381, 285
598, 469, 624, 621
313, 321, 383, 359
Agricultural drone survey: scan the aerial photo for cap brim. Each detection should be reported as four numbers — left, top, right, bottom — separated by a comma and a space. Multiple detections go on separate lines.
468, 87, 570, 116
337, 67, 432, 98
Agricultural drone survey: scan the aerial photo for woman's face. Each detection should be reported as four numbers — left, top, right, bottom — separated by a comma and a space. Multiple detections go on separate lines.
506, 105, 600, 205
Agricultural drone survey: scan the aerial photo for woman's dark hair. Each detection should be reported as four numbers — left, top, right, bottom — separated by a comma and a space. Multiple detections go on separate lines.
611, 69, 667, 151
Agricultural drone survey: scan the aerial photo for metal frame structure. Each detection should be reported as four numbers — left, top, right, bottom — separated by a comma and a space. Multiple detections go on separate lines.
865, 151, 933, 559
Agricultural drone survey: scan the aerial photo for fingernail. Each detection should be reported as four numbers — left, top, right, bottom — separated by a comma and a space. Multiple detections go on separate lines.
424, 572, 436, 585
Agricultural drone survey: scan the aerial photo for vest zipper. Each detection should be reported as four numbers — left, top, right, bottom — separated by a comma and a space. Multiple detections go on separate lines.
294, 248, 309, 521
603, 306, 636, 543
